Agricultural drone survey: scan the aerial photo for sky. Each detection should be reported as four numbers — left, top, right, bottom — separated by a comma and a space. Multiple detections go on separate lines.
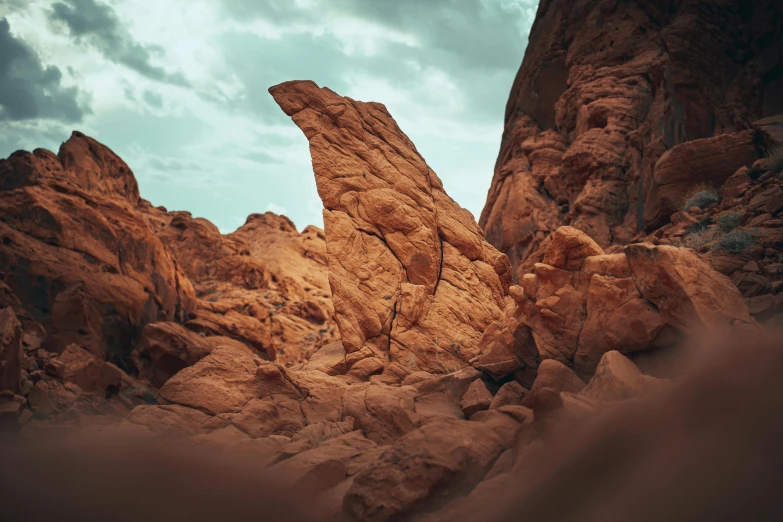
0, 0, 538, 233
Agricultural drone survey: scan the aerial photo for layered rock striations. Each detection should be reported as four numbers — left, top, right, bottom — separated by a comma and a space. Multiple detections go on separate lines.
0, 132, 196, 370
270, 80, 512, 373
140, 204, 339, 366
481, 0, 783, 281
0, 131, 340, 429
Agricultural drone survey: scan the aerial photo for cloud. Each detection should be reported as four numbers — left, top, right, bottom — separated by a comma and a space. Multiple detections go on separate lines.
0, 18, 88, 122
48, 0, 190, 86
266, 202, 288, 215
142, 90, 162, 108
218, 0, 533, 71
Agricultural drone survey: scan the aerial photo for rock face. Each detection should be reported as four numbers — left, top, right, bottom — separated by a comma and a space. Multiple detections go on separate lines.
474, 226, 757, 379
481, 0, 783, 281
140, 205, 339, 366
0, 131, 346, 434
270, 80, 512, 373
627, 156, 783, 327
0, 132, 196, 371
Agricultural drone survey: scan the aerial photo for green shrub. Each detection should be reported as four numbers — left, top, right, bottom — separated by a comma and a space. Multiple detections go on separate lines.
683, 188, 719, 211
686, 216, 712, 234
716, 212, 743, 232
764, 145, 783, 173
710, 229, 754, 253
683, 229, 717, 250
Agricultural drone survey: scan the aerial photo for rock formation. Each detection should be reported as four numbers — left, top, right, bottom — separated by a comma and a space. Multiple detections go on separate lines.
140, 204, 339, 365
0, 132, 196, 371
270, 80, 512, 374
2, 0, 783, 517
481, 0, 783, 281
0, 131, 340, 430
474, 226, 757, 381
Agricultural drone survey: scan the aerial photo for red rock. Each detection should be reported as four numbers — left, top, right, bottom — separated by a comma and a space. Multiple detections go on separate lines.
124, 404, 212, 438
644, 131, 758, 228
489, 382, 529, 410
343, 417, 507, 521
481, 0, 782, 281
301, 341, 348, 376
483, 233, 758, 380
269, 430, 380, 495
341, 382, 416, 444
270, 80, 511, 373
522, 359, 585, 407
0, 134, 196, 371
625, 243, 757, 332
579, 351, 661, 402
44, 344, 122, 394
459, 379, 492, 418
157, 347, 296, 415
0, 307, 22, 392
542, 227, 604, 271
411, 367, 485, 421
575, 274, 667, 375
141, 205, 340, 366
132, 322, 214, 388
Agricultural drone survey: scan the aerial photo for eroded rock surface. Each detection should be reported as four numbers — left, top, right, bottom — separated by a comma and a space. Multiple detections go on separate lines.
481, 0, 783, 281
141, 205, 339, 365
270, 80, 512, 373
474, 227, 757, 380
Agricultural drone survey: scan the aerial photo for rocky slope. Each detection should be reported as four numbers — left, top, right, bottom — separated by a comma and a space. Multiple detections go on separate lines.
3, 80, 761, 522
140, 204, 339, 365
0, 131, 338, 427
481, 0, 783, 281
1, 3, 782, 518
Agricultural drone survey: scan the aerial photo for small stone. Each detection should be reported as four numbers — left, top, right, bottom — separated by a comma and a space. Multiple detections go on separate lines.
459, 379, 492, 418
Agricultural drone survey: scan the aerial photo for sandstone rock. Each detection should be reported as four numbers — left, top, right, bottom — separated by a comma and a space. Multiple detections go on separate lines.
459, 379, 492, 418
343, 417, 507, 521
754, 114, 783, 148
157, 347, 299, 415
580, 351, 661, 402
341, 382, 417, 445
269, 430, 380, 495
481, 230, 757, 380
575, 273, 668, 374
412, 367, 484, 421
644, 130, 759, 228
489, 381, 529, 410
228, 397, 305, 438
625, 243, 757, 332
132, 322, 214, 388
0, 134, 196, 371
542, 226, 604, 271
301, 341, 348, 376
270, 80, 511, 373
44, 344, 122, 394
0, 307, 22, 392
481, 0, 782, 281
124, 404, 212, 438
522, 359, 585, 408
140, 204, 340, 367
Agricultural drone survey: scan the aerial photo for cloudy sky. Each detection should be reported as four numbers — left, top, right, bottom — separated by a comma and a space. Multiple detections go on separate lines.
0, 0, 538, 232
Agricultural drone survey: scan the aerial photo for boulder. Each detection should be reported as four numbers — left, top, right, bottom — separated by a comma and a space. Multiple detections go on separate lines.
44, 344, 122, 394
459, 379, 493, 417
343, 417, 508, 521
132, 322, 214, 388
